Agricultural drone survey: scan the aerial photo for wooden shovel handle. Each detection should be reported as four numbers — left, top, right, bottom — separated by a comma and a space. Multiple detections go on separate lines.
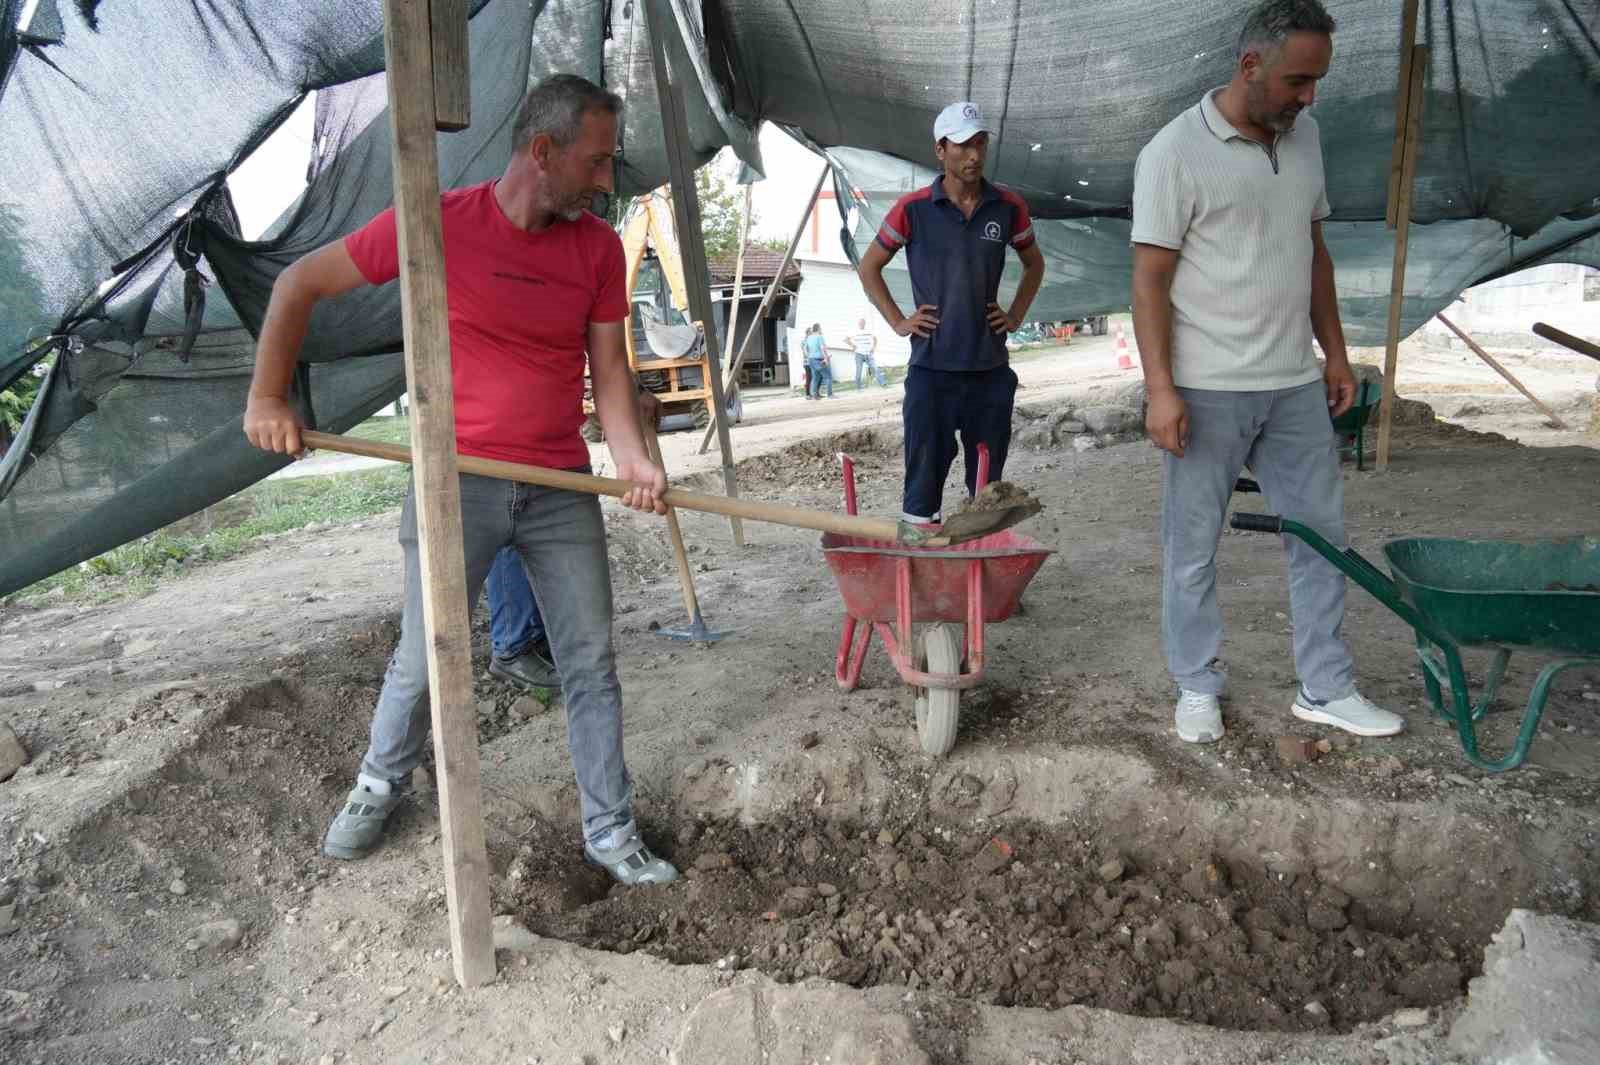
299, 430, 909, 542
642, 423, 701, 621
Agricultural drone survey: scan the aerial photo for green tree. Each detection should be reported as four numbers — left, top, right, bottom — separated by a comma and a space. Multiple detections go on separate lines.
0, 356, 48, 453
695, 165, 754, 264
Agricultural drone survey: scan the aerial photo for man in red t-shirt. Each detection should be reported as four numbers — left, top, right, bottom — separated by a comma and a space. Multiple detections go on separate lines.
243, 75, 678, 886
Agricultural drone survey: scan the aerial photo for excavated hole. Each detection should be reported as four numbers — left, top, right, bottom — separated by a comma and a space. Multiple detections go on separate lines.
509, 810, 1490, 1034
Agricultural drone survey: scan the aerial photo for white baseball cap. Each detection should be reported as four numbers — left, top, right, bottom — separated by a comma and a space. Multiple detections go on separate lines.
933, 101, 995, 145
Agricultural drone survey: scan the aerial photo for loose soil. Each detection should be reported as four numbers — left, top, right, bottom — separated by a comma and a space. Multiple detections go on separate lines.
951, 480, 1041, 516
511, 813, 1471, 1033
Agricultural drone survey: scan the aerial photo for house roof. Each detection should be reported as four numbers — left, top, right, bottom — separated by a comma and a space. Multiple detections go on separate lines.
709, 243, 802, 287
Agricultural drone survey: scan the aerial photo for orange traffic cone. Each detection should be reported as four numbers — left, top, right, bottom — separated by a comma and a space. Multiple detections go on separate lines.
1114, 323, 1136, 370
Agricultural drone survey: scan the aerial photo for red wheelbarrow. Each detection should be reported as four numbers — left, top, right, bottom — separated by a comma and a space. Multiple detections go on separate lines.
822, 445, 1053, 755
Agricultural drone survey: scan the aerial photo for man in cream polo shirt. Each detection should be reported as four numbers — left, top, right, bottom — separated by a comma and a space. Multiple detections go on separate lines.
1131, 0, 1403, 744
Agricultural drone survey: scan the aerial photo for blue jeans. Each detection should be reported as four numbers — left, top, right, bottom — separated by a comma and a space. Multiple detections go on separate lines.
488, 547, 545, 660
807, 357, 832, 397
362, 472, 633, 847
854, 351, 887, 388
1161, 382, 1354, 701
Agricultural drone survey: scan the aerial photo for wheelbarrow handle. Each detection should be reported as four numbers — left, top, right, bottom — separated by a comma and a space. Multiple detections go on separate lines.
1230, 511, 1279, 533
1230, 512, 1450, 646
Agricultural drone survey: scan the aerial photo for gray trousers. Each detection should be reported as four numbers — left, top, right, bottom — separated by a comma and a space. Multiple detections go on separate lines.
1162, 381, 1355, 701
361, 472, 633, 847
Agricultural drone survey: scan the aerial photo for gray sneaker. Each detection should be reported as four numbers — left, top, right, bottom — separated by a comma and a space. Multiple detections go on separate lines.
1293, 688, 1404, 737
585, 832, 679, 886
1175, 689, 1224, 743
323, 785, 403, 860
489, 639, 559, 691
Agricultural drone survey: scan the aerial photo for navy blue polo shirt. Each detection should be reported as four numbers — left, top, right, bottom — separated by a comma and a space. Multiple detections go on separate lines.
875, 177, 1036, 372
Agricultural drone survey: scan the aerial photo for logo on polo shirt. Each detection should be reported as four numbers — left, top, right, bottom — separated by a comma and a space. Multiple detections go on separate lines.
982, 220, 1003, 242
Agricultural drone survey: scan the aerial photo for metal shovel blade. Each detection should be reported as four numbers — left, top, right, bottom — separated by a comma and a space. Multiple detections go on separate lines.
898, 498, 1045, 548
658, 609, 731, 644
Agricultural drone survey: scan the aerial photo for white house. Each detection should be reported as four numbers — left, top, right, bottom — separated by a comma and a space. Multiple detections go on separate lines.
790, 189, 912, 389
1422, 264, 1600, 342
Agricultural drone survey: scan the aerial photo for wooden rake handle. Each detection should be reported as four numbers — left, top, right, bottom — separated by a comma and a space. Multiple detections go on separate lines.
299, 430, 912, 543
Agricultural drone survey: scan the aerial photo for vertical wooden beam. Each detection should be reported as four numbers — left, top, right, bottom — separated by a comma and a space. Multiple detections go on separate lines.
643, 0, 744, 545
719, 183, 753, 385
429, 0, 471, 131
698, 164, 828, 454
1375, 40, 1428, 470
378, 0, 494, 988
1384, 0, 1420, 230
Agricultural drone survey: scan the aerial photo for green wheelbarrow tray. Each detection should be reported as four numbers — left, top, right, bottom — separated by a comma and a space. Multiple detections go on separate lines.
1232, 512, 1600, 772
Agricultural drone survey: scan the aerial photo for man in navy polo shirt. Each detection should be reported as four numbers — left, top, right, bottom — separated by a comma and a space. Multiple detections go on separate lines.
858, 102, 1046, 522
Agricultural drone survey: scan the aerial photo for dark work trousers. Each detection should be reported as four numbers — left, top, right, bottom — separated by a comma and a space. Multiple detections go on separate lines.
901, 364, 1019, 521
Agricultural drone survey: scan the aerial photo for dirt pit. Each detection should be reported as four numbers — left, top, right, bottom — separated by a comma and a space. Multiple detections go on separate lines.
509, 812, 1477, 1035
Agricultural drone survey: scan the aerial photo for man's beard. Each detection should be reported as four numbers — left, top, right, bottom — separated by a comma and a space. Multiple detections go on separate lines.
1245, 80, 1300, 133
543, 184, 594, 222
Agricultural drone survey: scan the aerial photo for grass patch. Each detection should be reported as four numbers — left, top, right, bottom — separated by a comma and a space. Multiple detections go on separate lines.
5, 464, 411, 608
346, 414, 412, 447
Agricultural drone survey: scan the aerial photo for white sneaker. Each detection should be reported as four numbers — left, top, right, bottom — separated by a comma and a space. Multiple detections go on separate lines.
1292, 689, 1405, 737
1174, 690, 1224, 744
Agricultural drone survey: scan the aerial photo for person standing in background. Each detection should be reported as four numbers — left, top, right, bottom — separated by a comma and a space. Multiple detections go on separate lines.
850, 318, 888, 388
803, 323, 833, 399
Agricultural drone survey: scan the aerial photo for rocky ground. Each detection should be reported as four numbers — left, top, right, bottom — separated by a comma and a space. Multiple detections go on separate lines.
2, 335, 1599, 1064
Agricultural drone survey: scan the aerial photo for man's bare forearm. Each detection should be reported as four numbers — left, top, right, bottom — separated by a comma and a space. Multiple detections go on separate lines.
591, 351, 648, 465
1007, 256, 1045, 325
858, 262, 906, 330
1131, 272, 1177, 391
249, 266, 317, 403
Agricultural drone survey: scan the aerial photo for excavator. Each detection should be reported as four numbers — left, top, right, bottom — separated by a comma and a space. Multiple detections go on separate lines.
582, 191, 743, 439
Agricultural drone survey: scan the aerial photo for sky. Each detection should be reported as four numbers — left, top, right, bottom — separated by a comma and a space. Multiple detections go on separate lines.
227, 96, 830, 247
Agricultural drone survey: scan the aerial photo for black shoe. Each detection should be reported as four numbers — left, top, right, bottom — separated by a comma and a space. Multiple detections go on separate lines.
489, 639, 559, 690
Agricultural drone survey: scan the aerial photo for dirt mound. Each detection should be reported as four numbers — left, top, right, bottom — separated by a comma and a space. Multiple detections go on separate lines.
733, 428, 899, 492
512, 814, 1475, 1033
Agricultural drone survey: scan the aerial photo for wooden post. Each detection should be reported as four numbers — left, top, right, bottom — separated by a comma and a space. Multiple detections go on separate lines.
1375, 33, 1428, 470
644, 0, 744, 545
378, 0, 494, 988
1435, 313, 1569, 429
699, 164, 828, 454
719, 184, 753, 386
1384, 0, 1420, 230
428, 0, 471, 131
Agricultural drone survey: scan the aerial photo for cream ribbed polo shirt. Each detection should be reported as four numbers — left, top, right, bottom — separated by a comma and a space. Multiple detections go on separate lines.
1132, 88, 1332, 392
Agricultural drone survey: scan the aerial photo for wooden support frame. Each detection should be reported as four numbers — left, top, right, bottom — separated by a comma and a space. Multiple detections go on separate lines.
1375, 4, 1428, 470
428, 0, 471, 130
644, 0, 745, 544
699, 164, 829, 454
1435, 313, 1568, 429
719, 183, 753, 385
378, 0, 494, 988
1384, 0, 1420, 230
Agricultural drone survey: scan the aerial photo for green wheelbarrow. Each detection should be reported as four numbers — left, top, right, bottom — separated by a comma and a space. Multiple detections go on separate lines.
1231, 513, 1600, 772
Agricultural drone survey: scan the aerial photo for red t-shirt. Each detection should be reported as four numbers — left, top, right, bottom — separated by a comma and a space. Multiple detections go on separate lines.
344, 180, 629, 469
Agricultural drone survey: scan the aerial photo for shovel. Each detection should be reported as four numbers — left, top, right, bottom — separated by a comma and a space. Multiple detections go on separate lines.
298, 430, 1039, 547
641, 422, 729, 643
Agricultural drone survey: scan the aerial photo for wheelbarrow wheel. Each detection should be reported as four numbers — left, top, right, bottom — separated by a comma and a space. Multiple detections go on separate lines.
912, 623, 962, 757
